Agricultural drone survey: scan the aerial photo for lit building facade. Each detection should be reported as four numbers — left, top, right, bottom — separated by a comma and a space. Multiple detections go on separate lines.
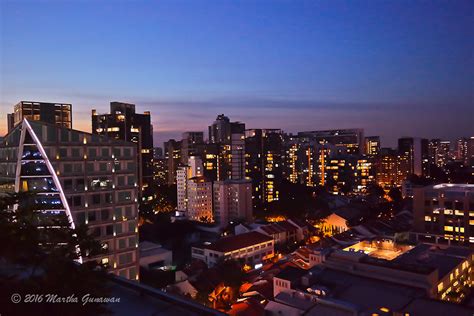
187, 177, 213, 222
456, 137, 469, 163
208, 114, 245, 180
176, 157, 213, 222
414, 183, 474, 244
375, 148, 411, 189
245, 129, 283, 207
92, 102, 153, 203
356, 158, 375, 191
282, 134, 300, 184
429, 139, 452, 168
298, 128, 364, 155
364, 136, 380, 156
0, 119, 140, 280
191, 231, 274, 268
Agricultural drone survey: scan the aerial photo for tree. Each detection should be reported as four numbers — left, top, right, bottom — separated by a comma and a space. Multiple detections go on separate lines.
388, 187, 402, 204
366, 183, 385, 199
0, 193, 110, 316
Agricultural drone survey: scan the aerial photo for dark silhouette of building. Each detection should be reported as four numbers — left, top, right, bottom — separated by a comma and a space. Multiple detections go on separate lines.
398, 137, 429, 177
164, 139, 182, 185
9, 101, 72, 130
181, 131, 204, 164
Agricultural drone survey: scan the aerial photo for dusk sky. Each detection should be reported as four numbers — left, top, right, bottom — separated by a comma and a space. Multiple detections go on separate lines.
1, 0, 473, 148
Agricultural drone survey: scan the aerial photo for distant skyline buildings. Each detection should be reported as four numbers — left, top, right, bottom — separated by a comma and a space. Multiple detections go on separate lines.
1, 1, 473, 148
2, 99, 473, 150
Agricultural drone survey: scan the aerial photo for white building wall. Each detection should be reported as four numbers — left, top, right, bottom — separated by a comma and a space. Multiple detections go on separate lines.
176, 166, 188, 212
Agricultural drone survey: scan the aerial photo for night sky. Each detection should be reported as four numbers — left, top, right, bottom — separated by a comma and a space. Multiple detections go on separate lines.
1, 0, 473, 148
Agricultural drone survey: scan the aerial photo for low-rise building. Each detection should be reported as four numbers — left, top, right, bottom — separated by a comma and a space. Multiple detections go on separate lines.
256, 221, 299, 245
139, 241, 173, 270
191, 231, 274, 268
414, 183, 474, 244
271, 240, 473, 314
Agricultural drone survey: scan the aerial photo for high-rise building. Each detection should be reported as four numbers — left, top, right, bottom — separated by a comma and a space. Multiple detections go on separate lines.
356, 158, 375, 191
375, 148, 410, 189
181, 132, 204, 164
456, 138, 469, 163
0, 119, 140, 280
298, 128, 364, 155
152, 147, 166, 185
428, 139, 452, 168
213, 179, 253, 227
414, 183, 474, 244
375, 149, 397, 188
245, 129, 283, 207
153, 147, 163, 159
187, 176, 213, 222
176, 157, 213, 222
208, 114, 231, 144
176, 166, 188, 212
398, 137, 429, 177
201, 143, 223, 181
10, 101, 72, 129
282, 134, 300, 184
229, 122, 246, 180
208, 114, 245, 180
92, 102, 153, 202
364, 136, 381, 156
7, 113, 14, 132
468, 137, 474, 168
164, 139, 182, 185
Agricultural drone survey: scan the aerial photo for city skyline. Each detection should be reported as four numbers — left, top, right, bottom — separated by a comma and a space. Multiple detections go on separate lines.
1, 0, 473, 147
1, 1, 473, 314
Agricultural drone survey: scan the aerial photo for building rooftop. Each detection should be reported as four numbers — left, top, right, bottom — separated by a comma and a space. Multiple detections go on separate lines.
342, 239, 414, 261
2, 119, 135, 147
430, 183, 474, 192
394, 244, 472, 279
274, 292, 316, 311
107, 275, 224, 316
203, 231, 273, 253
402, 297, 473, 316
303, 266, 426, 313
260, 220, 298, 235
275, 266, 308, 282
139, 241, 171, 258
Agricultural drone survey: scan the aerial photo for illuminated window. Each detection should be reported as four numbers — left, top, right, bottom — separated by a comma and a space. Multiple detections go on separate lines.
444, 226, 453, 232
437, 282, 444, 292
